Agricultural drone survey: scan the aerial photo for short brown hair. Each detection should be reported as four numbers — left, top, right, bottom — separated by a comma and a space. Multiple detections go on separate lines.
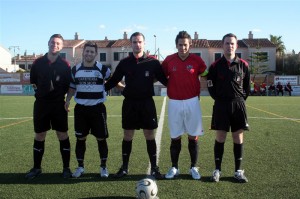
222, 33, 237, 44
83, 41, 98, 53
49, 34, 64, 42
130, 32, 145, 41
175, 31, 191, 45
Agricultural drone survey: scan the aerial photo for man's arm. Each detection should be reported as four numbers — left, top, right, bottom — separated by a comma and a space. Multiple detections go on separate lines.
64, 88, 75, 112
207, 65, 217, 100
104, 62, 124, 91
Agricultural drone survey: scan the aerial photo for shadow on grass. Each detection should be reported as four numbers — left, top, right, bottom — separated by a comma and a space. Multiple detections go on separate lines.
0, 173, 240, 184
163, 174, 238, 183
0, 173, 160, 184
79, 197, 136, 199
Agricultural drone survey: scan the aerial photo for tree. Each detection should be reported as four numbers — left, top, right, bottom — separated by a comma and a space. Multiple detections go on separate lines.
270, 35, 286, 73
270, 35, 286, 56
284, 53, 300, 75
248, 50, 269, 74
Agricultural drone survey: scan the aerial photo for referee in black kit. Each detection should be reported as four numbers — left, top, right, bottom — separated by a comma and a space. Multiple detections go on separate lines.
26, 34, 72, 179
207, 33, 250, 183
105, 32, 168, 180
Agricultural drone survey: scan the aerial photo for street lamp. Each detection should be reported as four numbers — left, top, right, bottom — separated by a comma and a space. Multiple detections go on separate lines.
24, 50, 28, 70
154, 35, 156, 56
9, 45, 20, 72
282, 51, 285, 75
8, 46, 20, 72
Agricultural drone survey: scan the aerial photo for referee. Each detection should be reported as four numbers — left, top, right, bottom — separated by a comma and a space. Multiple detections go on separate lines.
207, 33, 250, 183
105, 32, 168, 180
26, 34, 72, 179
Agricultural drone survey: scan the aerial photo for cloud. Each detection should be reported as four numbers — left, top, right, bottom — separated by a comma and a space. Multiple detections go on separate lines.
121, 24, 148, 34
99, 24, 106, 29
133, 24, 148, 30
163, 26, 178, 32
121, 27, 133, 33
252, 28, 261, 32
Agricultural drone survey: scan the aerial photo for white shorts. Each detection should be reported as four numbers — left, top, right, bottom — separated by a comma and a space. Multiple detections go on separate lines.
168, 96, 204, 139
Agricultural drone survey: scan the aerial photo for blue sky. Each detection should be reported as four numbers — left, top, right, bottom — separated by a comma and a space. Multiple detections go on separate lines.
1, 0, 299, 59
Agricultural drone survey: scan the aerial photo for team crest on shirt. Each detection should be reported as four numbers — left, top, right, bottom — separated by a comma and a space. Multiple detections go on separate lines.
94, 71, 101, 77
145, 71, 149, 77
172, 66, 177, 71
187, 65, 194, 74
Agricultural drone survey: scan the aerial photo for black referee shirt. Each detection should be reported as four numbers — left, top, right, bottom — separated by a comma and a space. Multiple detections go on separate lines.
105, 53, 167, 99
207, 55, 250, 101
30, 53, 71, 101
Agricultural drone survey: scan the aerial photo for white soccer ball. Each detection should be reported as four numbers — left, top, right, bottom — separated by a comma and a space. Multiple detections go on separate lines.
135, 178, 158, 199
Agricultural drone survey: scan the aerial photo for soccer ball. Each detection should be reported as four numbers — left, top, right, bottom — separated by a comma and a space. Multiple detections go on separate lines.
135, 178, 158, 199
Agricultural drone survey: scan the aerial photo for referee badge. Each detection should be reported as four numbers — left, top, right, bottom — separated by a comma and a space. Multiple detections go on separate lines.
207, 80, 213, 87
145, 71, 149, 77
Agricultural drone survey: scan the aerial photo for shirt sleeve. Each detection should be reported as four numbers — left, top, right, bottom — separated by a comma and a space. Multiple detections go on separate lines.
243, 66, 250, 100
207, 65, 217, 100
155, 61, 168, 87
104, 61, 124, 91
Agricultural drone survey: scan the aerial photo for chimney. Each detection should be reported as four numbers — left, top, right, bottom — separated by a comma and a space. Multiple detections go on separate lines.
74, 32, 79, 40
104, 36, 108, 41
194, 32, 199, 40
248, 31, 253, 39
123, 32, 128, 39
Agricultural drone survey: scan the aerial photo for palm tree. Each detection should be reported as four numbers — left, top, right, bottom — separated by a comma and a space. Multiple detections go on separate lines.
270, 35, 286, 56
270, 35, 286, 74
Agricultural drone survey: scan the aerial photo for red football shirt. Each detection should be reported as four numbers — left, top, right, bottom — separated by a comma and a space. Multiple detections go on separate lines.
162, 53, 207, 100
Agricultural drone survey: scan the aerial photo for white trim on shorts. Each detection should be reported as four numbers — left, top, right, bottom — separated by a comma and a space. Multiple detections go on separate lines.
168, 96, 204, 139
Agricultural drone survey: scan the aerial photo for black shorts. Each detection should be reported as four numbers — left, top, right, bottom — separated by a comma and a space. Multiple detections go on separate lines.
33, 100, 68, 133
74, 103, 109, 139
122, 98, 158, 130
211, 99, 249, 132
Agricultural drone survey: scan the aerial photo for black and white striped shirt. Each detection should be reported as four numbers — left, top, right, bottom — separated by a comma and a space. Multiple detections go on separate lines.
70, 61, 111, 106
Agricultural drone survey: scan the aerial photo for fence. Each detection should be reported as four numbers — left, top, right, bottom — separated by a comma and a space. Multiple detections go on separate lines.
1, 73, 299, 96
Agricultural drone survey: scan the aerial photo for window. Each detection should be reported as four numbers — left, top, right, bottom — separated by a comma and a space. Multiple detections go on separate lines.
100, 53, 106, 62
214, 53, 222, 61
114, 52, 129, 61
60, 53, 66, 59
114, 52, 119, 61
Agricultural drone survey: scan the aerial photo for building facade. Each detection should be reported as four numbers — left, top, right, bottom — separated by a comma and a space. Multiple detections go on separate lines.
6, 31, 276, 74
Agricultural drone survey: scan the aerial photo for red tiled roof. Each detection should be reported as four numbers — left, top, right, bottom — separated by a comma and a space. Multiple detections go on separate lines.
78, 40, 117, 48
242, 39, 276, 48
207, 40, 223, 48
111, 39, 131, 48
14, 54, 43, 61
206, 40, 248, 48
191, 39, 209, 48
63, 40, 85, 48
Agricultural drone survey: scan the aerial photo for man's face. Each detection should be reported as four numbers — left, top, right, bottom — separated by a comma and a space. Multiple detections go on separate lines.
131, 35, 145, 54
48, 37, 63, 55
83, 46, 97, 63
176, 38, 190, 57
223, 36, 238, 57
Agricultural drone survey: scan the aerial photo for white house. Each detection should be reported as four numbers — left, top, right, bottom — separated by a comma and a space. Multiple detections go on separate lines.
0, 45, 19, 72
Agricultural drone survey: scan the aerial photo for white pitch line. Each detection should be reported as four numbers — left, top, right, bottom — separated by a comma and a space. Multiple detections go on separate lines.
1, 115, 299, 121
147, 96, 166, 175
